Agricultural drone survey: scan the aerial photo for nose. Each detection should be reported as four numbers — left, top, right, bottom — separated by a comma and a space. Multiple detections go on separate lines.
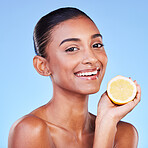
82, 49, 98, 65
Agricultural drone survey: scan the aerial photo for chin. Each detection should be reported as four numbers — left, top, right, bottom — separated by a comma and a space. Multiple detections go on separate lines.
79, 86, 100, 95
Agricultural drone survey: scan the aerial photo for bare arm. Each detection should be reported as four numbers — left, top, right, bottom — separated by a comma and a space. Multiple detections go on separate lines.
93, 80, 141, 148
93, 115, 117, 148
8, 115, 55, 148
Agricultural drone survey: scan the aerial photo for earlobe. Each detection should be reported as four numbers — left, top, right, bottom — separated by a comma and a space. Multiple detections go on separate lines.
33, 56, 51, 76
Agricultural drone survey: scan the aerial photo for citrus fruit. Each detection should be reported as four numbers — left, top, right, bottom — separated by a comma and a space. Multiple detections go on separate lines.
107, 75, 137, 105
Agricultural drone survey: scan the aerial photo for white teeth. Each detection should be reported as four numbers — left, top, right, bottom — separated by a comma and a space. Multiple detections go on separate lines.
76, 70, 98, 76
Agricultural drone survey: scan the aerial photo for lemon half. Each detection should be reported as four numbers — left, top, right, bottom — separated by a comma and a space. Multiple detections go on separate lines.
107, 75, 137, 105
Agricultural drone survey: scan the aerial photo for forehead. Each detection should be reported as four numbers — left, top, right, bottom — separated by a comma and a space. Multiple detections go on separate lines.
50, 16, 100, 43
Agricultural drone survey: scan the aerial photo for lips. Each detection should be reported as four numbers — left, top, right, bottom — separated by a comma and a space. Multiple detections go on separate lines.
74, 67, 100, 80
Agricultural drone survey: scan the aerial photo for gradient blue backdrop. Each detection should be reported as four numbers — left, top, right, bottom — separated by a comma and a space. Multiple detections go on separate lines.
1, 0, 148, 147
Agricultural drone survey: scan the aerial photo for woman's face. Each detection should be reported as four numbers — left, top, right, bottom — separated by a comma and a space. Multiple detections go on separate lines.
46, 16, 108, 95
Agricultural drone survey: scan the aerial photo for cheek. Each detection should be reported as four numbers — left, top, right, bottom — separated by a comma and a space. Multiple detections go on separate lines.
103, 54, 108, 66
50, 54, 77, 78
97, 52, 108, 67
97, 52, 108, 79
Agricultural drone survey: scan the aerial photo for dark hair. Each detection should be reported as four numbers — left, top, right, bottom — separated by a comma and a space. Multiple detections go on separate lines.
33, 7, 92, 58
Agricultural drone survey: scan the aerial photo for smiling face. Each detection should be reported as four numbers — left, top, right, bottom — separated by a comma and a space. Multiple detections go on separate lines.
45, 16, 108, 95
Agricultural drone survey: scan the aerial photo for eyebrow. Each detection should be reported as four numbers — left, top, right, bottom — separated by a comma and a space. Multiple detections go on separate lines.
91, 33, 102, 39
59, 38, 80, 46
59, 33, 102, 46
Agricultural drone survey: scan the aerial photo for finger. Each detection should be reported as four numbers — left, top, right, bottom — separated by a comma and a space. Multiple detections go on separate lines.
117, 97, 139, 118
100, 91, 111, 103
134, 80, 141, 99
128, 83, 141, 107
116, 83, 141, 118
129, 77, 137, 86
135, 84, 141, 102
133, 80, 141, 100
129, 77, 137, 85
134, 80, 138, 85
99, 91, 115, 108
126, 84, 141, 110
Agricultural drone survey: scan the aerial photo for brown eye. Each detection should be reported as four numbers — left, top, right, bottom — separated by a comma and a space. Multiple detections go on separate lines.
93, 43, 104, 48
65, 47, 78, 52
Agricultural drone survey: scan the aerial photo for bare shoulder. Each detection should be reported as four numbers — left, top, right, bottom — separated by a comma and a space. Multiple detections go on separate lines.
115, 121, 138, 148
8, 114, 55, 148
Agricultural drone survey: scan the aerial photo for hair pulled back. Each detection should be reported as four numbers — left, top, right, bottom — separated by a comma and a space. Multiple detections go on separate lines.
33, 7, 92, 58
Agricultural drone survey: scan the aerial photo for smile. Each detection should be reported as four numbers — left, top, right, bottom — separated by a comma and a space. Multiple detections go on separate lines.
74, 68, 100, 80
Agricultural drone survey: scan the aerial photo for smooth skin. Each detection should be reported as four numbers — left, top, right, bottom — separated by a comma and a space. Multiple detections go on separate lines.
8, 16, 141, 148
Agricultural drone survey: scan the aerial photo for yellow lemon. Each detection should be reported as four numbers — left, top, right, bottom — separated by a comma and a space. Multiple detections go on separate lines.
107, 75, 137, 105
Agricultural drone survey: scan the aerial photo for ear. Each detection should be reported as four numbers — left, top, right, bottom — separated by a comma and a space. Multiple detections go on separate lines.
33, 56, 51, 76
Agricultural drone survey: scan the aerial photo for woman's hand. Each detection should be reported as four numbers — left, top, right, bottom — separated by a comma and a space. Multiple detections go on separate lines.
93, 79, 141, 148
97, 79, 141, 123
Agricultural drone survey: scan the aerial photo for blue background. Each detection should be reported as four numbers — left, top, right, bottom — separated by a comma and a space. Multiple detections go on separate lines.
1, 0, 148, 147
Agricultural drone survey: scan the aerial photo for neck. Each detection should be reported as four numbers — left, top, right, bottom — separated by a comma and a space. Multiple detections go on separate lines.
46, 85, 91, 136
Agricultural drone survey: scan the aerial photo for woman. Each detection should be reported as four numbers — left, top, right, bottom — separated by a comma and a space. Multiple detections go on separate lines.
8, 7, 141, 148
